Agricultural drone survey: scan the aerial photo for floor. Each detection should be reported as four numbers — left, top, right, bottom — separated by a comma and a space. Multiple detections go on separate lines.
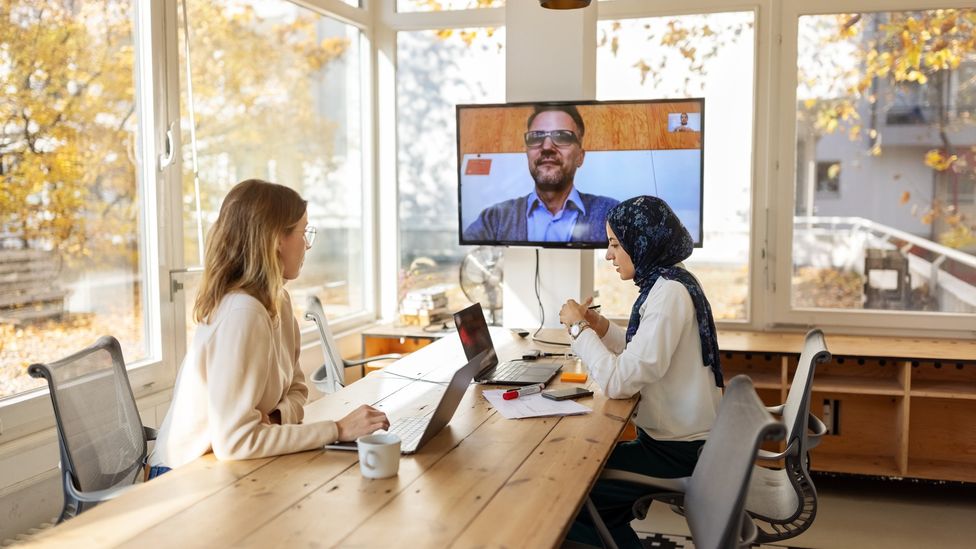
632, 473, 976, 548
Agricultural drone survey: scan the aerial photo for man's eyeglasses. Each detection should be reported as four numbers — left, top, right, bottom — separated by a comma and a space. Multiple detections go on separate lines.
524, 129, 580, 148
303, 226, 317, 249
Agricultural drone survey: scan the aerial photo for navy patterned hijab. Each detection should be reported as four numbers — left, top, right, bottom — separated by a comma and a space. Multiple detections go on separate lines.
607, 196, 723, 388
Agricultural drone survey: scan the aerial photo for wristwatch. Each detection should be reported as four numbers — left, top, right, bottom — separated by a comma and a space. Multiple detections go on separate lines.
568, 319, 591, 340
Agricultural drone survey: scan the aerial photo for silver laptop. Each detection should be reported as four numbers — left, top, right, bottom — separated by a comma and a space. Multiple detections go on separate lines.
453, 303, 562, 386
325, 349, 488, 455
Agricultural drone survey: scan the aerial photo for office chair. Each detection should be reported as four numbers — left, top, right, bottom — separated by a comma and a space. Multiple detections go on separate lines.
742, 328, 830, 542
305, 295, 402, 394
587, 376, 784, 549
28, 336, 157, 523
596, 329, 831, 545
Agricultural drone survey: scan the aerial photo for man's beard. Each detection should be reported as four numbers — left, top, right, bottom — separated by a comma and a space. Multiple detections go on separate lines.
532, 160, 573, 192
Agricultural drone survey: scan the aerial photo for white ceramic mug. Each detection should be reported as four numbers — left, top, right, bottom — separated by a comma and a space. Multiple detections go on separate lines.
357, 433, 401, 479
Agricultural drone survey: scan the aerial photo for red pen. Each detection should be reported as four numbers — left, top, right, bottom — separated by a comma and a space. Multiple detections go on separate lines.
503, 383, 545, 400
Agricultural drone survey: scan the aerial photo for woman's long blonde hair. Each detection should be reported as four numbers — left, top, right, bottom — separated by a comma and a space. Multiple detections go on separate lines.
194, 179, 307, 324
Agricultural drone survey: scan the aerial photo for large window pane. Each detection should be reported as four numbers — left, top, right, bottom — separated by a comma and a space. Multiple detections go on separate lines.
1, 0, 147, 399
397, 27, 505, 319
795, 10, 976, 314
397, 0, 503, 13
596, 12, 755, 321
178, 0, 365, 327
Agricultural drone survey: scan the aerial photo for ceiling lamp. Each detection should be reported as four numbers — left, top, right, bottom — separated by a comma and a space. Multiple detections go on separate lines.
539, 0, 591, 9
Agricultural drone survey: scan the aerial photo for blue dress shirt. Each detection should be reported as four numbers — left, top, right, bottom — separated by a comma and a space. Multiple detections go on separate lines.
525, 188, 588, 242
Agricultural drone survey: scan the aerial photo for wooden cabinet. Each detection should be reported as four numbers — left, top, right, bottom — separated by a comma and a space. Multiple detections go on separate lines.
719, 331, 976, 483
360, 325, 448, 373
358, 325, 976, 482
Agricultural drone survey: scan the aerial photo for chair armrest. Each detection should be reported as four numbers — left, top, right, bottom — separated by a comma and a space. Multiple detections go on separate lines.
632, 491, 686, 521
599, 469, 687, 492
765, 404, 785, 416
343, 353, 403, 367
806, 412, 828, 450
144, 426, 158, 441
756, 448, 787, 462
64, 470, 136, 504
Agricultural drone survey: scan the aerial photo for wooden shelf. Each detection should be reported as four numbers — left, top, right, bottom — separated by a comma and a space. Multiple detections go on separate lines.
909, 380, 976, 400
811, 453, 901, 477
907, 459, 976, 483
718, 330, 976, 361
812, 376, 904, 396
725, 370, 781, 390
356, 324, 976, 483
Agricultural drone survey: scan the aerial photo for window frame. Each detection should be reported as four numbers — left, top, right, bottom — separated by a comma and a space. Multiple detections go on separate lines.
772, 0, 976, 337
0, 0, 175, 446
595, 0, 774, 330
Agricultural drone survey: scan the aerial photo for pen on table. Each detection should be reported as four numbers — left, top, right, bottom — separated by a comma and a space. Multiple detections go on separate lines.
503, 383, 545, 400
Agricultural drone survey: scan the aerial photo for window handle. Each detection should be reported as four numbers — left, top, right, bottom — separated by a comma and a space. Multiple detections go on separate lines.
158, 122, 175, 171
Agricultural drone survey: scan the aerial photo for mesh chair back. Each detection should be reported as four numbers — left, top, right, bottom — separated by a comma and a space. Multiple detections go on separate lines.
782, 329, 831, 452
305, 295, 345, 392
685, 375, 785, 549
29, 336, 147, 499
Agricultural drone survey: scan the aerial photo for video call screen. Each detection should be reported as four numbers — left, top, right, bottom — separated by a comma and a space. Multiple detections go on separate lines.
456, 98, 704, 248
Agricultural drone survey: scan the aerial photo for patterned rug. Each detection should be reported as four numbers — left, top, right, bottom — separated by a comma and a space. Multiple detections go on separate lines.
638, 532, 799, 548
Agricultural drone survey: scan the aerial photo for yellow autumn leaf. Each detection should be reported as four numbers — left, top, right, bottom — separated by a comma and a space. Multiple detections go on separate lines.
827, 164, 841, 180
900, 191, 911, 204
924, 150, 958, 171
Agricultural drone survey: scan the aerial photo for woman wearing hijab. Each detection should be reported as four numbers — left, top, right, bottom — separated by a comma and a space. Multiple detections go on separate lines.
558, 195, 724, 548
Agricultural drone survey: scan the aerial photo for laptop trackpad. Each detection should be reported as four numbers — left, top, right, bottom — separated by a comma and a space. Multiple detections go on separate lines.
324, 441, 358, 451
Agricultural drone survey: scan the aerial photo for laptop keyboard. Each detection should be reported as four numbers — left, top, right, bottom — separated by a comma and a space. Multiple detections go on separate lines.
491, 360, 536, 382
389, 415, 429, 450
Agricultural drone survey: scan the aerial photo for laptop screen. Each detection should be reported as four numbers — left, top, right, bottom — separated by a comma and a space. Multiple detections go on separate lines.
453, 303, 499, 368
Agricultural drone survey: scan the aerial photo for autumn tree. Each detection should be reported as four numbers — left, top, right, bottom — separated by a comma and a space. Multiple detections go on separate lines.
0, 0, 350, 270
802, 9, 976, 250
0, 1, 136, 266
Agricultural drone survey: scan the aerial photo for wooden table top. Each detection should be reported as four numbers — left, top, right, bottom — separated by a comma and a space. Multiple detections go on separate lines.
27, 328, 637, 549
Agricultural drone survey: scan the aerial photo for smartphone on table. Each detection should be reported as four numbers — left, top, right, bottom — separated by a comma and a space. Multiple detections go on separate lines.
541, 387, 594, 401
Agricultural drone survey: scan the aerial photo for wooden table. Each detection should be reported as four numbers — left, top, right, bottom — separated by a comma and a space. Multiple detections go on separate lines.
26, 328, 637, 548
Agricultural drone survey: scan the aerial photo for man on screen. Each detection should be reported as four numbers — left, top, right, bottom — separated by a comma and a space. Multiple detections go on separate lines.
462, 105, 618, 243
673, 112, 696, 132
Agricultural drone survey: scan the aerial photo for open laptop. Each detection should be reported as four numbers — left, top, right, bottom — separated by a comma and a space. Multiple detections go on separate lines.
324, 349, 489, 455
453, 303, 563, 386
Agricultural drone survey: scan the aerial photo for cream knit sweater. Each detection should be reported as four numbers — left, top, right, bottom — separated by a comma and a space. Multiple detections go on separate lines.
151, 290, 338, 468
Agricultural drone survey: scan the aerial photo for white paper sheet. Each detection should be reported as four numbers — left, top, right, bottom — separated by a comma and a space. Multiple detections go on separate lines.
482, 389, 592, 419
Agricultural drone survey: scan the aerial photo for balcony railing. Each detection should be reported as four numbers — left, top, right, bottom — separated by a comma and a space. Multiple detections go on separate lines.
795, 216, 976, 311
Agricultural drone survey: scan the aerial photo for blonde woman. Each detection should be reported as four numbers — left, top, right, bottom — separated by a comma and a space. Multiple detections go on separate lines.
149, 179, 388, 476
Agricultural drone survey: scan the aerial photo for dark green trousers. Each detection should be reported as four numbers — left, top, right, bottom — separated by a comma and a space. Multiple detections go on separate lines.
566, 428, 704, 549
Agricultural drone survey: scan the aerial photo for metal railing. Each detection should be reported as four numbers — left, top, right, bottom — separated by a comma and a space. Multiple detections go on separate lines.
795, 216, 976, 309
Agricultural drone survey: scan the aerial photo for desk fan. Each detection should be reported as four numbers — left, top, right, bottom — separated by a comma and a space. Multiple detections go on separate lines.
459, 246, 503, 325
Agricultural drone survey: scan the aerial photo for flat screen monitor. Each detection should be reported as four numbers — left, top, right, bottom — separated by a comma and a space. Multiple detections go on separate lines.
456, 99, 704, 249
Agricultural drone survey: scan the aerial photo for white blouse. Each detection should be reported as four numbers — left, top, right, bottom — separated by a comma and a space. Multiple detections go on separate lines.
572, 278, 722, 441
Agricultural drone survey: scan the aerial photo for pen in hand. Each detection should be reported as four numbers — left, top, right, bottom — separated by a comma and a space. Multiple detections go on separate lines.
502, 383, 545, 400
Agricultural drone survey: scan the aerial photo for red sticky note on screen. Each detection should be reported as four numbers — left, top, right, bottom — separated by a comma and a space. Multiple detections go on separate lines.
465, 158, 492, 175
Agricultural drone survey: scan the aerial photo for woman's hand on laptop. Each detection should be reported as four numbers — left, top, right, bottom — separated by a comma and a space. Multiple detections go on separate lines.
336, 405, 391, 441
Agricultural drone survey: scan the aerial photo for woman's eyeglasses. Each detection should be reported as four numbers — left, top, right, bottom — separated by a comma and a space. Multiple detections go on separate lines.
303, 226, 317, 249
523, 129, 580, 148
